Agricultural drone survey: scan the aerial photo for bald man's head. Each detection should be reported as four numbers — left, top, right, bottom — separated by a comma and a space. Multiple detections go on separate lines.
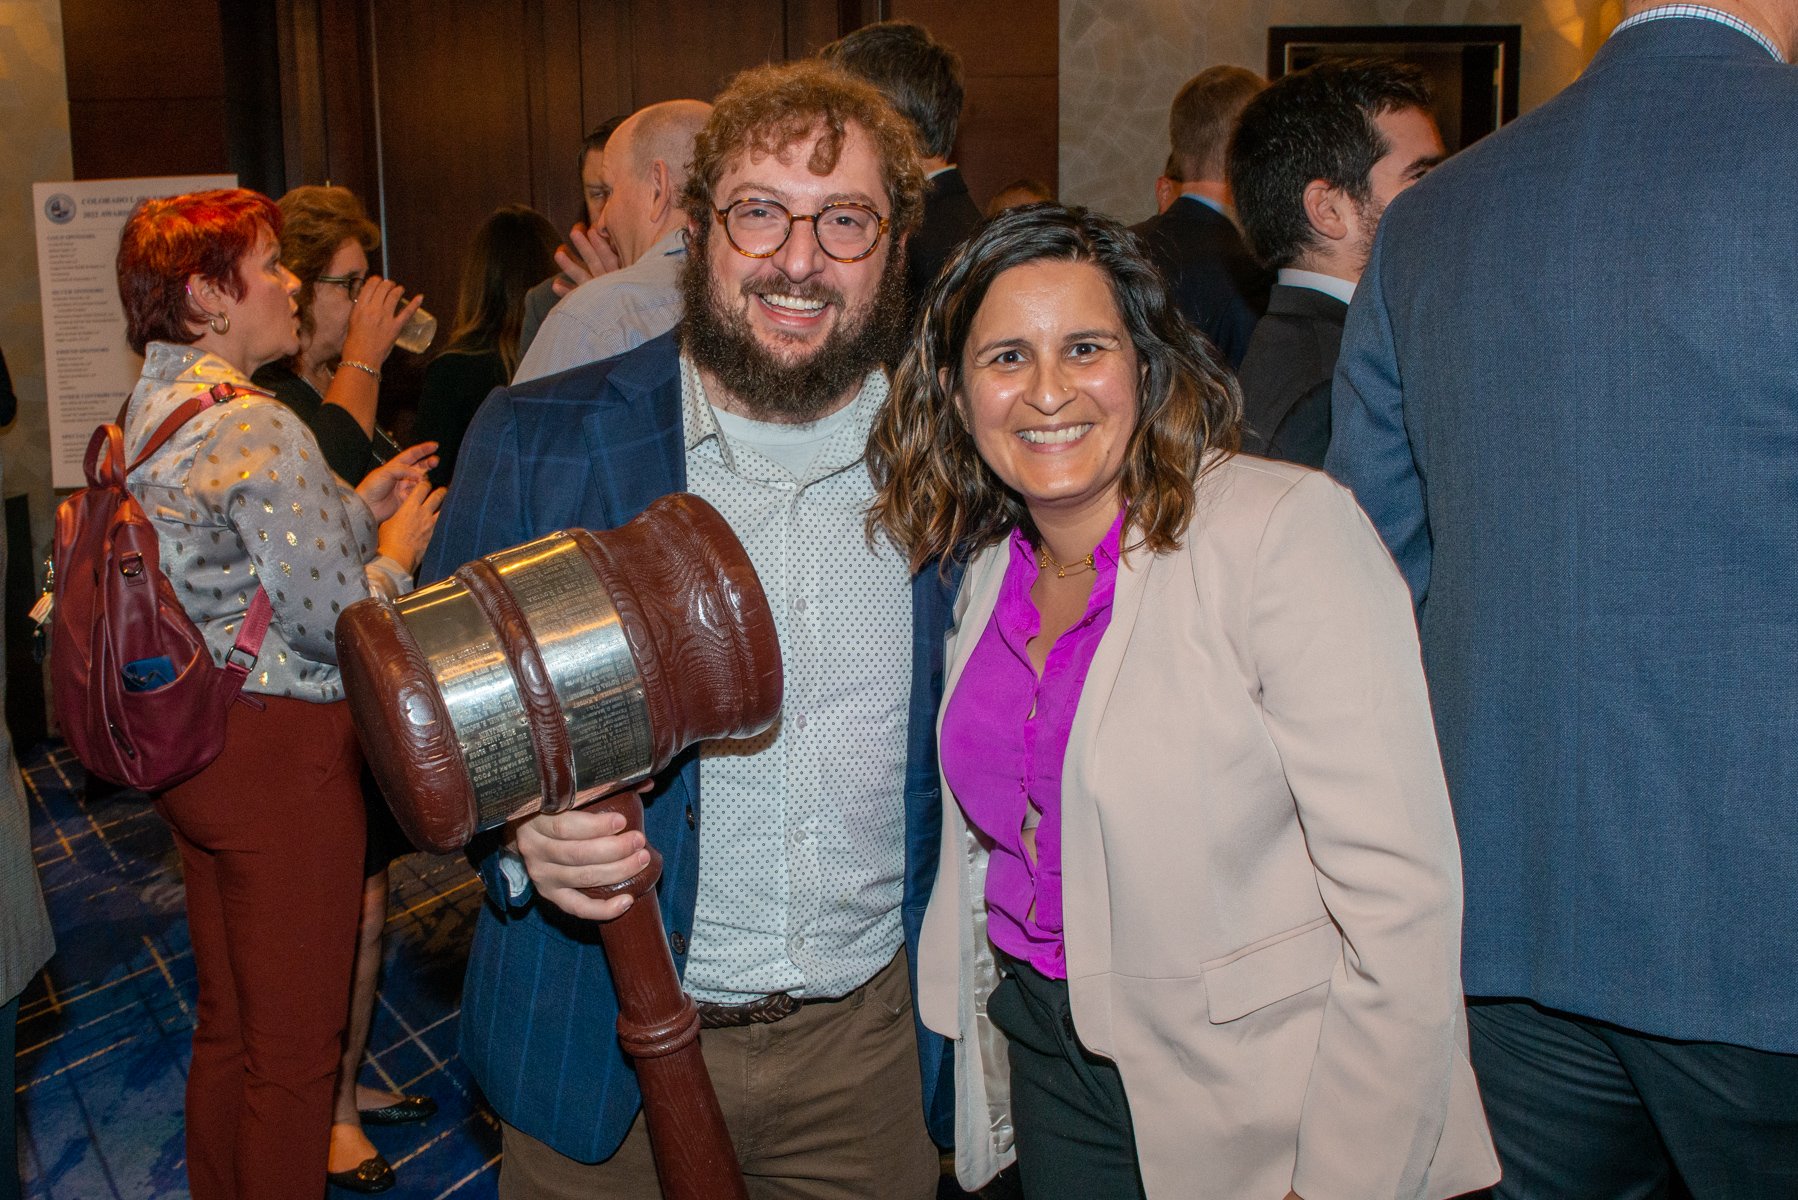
596, 99, 712, 266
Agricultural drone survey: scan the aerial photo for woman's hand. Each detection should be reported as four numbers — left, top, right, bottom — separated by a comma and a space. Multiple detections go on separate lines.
356, 441, 438, 521
508, 782, 657, 920
374, 478, 445, 576
339, 275, 422, 367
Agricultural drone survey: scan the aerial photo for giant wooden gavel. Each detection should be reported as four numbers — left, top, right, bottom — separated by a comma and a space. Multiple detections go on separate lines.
337, 494, 782, 1200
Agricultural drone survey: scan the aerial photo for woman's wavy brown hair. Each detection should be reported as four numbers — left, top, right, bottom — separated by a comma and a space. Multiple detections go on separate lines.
867, 203, 1242, 571
274, 185, 380, 341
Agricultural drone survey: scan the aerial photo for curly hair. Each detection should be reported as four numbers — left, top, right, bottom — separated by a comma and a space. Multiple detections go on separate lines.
866, 204, 1242, 571
274, 185, 381, 340
117, 189, 281, 355
680, 60, 924, 251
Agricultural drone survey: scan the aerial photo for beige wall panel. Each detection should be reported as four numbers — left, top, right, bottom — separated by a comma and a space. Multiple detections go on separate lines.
0, 0, 76, 563
1061, 0, 1624, 224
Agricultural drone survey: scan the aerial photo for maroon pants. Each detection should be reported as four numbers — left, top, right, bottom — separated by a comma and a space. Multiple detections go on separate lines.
155, 695, 365, 1200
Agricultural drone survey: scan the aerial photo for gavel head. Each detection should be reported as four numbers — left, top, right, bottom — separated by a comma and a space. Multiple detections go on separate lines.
337, 493, 782, 854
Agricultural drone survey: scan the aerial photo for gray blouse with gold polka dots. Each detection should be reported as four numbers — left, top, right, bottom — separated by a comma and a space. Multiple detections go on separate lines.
122, 343, 410, 702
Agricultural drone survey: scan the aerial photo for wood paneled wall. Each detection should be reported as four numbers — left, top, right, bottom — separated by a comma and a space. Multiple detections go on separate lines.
62, 0, 233, 182
891, 0, 1059, 210
275, 0, 929, 326
59, 0, 1058, 402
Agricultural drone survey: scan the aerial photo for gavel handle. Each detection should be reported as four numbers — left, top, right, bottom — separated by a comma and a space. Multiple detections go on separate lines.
581, 787, 748, 1200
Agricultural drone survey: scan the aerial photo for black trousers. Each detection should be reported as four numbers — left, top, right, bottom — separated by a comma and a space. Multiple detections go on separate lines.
1468, 998, 1798, 1200
988, 957, 1146, 1200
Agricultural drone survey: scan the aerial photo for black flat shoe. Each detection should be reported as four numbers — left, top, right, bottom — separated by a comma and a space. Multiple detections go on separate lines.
358, 1094, 439, 1125
327, 1152, 395, 1194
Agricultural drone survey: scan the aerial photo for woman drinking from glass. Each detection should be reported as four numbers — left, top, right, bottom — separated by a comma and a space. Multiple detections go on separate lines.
253, 185, 421, 484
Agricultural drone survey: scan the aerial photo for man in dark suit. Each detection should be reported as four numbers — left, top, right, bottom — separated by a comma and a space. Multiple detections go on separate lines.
518, 117, 626, 362
422, 62, 953, 1198
1327, 5, 1798, 1195
821, 20, 981, 309
1130, 65, 1270, 369
1227, 59, 1442, 466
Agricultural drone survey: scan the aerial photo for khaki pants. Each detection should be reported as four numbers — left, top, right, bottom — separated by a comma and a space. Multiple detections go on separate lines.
500, 948, 940, 1200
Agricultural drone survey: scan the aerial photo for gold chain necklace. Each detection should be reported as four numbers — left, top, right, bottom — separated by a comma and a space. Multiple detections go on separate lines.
1037, 544, 1095, 579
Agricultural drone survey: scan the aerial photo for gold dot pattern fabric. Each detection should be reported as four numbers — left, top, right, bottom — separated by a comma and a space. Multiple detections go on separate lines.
121, 344, 393, 702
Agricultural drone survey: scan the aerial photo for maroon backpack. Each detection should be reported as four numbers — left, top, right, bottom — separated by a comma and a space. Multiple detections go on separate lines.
51, 382, 272, 791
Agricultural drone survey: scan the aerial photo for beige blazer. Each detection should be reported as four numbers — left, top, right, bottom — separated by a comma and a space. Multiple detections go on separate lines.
918, 457, 1499, 1200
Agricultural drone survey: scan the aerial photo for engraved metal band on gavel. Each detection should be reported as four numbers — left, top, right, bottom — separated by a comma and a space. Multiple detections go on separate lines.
391, 531, 657, 828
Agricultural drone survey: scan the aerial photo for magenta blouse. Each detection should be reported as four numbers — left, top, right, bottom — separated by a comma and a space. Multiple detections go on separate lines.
939, 509, 1126, 979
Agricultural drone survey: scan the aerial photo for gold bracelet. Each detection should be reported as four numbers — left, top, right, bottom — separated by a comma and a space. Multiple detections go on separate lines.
339, 358, 382, 381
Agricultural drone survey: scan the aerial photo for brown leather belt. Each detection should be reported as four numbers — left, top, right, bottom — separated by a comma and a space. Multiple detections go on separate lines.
695, 991, 818, 1029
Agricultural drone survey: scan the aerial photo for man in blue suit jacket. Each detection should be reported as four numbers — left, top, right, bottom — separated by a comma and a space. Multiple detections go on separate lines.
1326, 5, 1798, 1195
1131, 65, 1272, 369
421, 63, 955, 1197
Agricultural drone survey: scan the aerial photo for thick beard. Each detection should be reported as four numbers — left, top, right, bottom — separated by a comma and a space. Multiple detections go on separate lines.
678, 231, 910, 423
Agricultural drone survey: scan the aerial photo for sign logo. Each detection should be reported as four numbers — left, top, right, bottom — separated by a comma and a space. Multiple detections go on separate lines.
43, 194, 76, 224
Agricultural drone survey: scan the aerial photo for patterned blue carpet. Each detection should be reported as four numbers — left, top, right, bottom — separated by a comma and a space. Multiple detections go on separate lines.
14, 743, 987, 1199
15, 744, 501, 1199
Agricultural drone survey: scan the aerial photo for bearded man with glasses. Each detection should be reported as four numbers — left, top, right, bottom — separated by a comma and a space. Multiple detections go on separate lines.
421, 60, 951, 1199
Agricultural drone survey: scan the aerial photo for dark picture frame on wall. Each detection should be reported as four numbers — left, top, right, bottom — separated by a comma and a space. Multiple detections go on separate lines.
1268, 25, 1522, 152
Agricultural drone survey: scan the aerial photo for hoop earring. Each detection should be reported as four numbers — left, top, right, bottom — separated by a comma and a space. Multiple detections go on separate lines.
208, 311, 230, 335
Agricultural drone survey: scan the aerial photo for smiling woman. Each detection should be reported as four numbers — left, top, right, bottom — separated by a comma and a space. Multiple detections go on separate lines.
865, 204, 1231, 568
866, 204, 1498, 1200
956, 259, 1141, 555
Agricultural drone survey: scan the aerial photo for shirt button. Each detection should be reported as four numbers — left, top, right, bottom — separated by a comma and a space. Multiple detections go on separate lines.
793, 712, 807, 732
790, 934, 806, 952
670, 932, 688, 955
793, 597, 808, 614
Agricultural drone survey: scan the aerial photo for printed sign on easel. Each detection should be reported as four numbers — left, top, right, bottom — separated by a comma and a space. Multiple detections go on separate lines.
33, 175, 235, 488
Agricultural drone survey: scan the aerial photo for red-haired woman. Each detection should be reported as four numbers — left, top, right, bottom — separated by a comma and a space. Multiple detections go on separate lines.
114, 188, 443, 1200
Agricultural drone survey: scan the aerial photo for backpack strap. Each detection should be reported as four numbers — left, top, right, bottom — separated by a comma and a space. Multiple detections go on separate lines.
122, 380, 278, 691
126, 381, 264, 474
222, 587, 275, 684
83, 422, 128, 489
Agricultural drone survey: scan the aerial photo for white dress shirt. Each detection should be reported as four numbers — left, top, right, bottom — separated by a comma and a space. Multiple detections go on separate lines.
512, 230, 687, 383
1275, 267, 1357, 307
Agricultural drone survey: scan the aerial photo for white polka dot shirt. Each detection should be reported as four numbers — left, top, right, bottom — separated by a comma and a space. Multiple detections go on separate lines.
677, 353, 914, 1003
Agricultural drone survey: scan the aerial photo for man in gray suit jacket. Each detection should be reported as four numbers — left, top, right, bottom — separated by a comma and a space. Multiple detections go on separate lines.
1, 449, 53, 1200
1326, 5, 1798, 1195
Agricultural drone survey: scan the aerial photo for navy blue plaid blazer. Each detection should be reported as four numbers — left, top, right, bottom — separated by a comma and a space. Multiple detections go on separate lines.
419, 332, 957, 1161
